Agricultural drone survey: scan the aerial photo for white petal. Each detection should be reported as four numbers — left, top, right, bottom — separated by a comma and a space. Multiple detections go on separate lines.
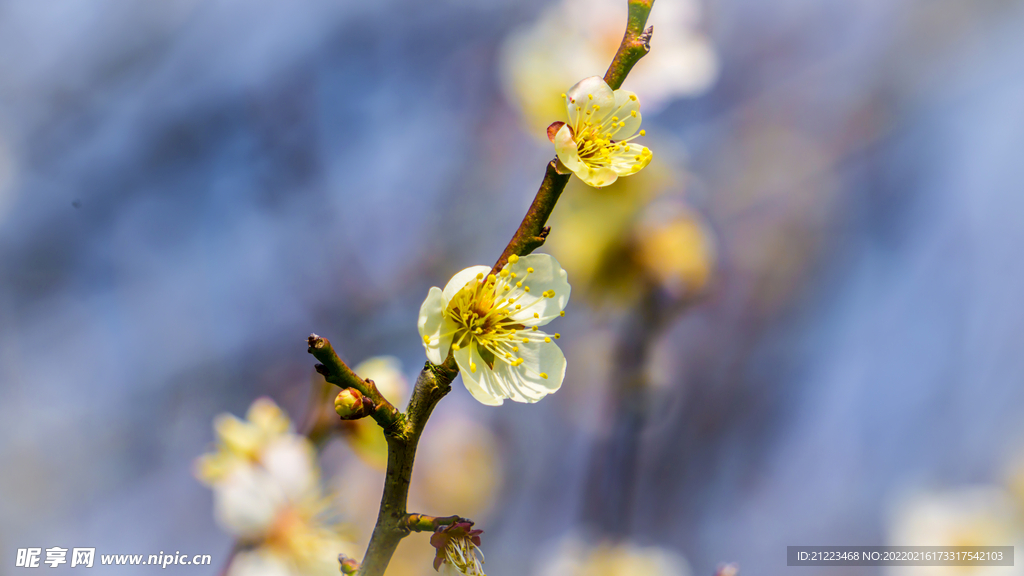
579, 165, 619, 187
455, 345, 504, 406
442, 265, 492, 302
214, 413, 261, 455
418, 286, 451, 365
213, 466, 284, 539
504, 336, 566, 402
226, 550, 293, 576
565, 76, 615, 122
491, 359, 548, 402
261, 436, 318, 500
554, 124, 585, 174
608, 89, 641, 139
608, 142, 653, 176
502, 253, 570, 325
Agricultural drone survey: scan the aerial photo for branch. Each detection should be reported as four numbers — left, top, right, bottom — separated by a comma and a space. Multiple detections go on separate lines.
603, 0, 655, 90
307, 334, 403, 434
402, 513, 466, 533
341, 3, 659, 574
356, 357, 459, 576
491, 161, 571, 275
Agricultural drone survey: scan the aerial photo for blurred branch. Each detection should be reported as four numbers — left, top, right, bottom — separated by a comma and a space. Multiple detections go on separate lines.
604, 0, 655, 90
582, 282, 698, 537
308, 334, 403, 433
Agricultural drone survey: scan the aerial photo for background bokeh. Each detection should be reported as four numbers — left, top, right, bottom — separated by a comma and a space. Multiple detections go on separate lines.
3, 0, 1024, 574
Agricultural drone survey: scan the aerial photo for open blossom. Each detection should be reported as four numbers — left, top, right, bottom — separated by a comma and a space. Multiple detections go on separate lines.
430, 521, 485, 576
554, 76, 652, 187
195, 399, 357, 576
195, 397, 291, 484
418, 253, 570, 406
500, 0, 717, 138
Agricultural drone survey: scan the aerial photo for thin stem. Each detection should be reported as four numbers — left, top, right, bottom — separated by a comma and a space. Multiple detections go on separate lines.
307, 334, 403, 433
603, 0, 655, 91
357, 358, 459, 576
491, 161, 572, 275
331, 3, 661, 574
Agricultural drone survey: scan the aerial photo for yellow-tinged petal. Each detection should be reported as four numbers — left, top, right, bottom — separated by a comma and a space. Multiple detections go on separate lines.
442, 265, 492, 302
502, 253, 570, 325
554, 124, 585, 174
579, 166, 619, 188
506, 335, 566, 400
608, 142, 653, 176
566, 76, 615, 121
418, 286, 450, 365
245, 398, 290, 438
454, 345, 504, 406
608, 89, 642, 139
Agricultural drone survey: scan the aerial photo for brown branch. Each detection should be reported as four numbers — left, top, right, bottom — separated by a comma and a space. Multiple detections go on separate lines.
491, 161, 571, 275
604, 0, 655, 91
307, 334, 403, 434
332, 3, 660, 575
356, 358, 459, 576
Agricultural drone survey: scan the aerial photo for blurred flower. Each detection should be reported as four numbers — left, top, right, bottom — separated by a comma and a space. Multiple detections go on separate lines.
344, 356, 409, 470
633, 202, 715, 299
412, 416, 503, 519
196, 398, 357, 576
714, 564, 739, 576
887, 486, 1024, 576
536, 536, 691, 576
500, 0, 717, 138
545, 154, 675, 306
195, 397, 291, 484
430, 521, 485, 576
554, 76, 652, 187
418, 254, 570, 406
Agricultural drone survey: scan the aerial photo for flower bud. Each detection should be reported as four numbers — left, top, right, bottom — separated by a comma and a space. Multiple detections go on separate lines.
338, 555, 361, 575
335, 388, 372, 420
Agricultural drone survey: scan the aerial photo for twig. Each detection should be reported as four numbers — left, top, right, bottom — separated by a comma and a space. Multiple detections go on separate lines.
603, 0, 655, 91
356, 358, 459, 576
308, 334, 403, 433
402, 513, 466, 532
318, 3, 660, 574
492, 161, 572, 275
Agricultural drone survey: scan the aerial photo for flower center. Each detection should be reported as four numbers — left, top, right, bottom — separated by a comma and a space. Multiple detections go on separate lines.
438, 266, 563, 378
565, 92, 647, 168
445, 275, 524, 368
445, 538, 485, 575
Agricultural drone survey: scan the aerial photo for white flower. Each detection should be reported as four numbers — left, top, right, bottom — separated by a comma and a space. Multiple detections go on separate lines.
195, 397, 293, 485
196, 399, 357, 576
554, 76, 652, 187
418, 253, 570, 406
430, 521, 486, 576
887, 487, 1024, 576
499, 0, 717, 138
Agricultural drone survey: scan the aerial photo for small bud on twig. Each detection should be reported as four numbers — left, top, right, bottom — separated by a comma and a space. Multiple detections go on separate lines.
335, 388, 375, 419
339, 554, 361, 575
